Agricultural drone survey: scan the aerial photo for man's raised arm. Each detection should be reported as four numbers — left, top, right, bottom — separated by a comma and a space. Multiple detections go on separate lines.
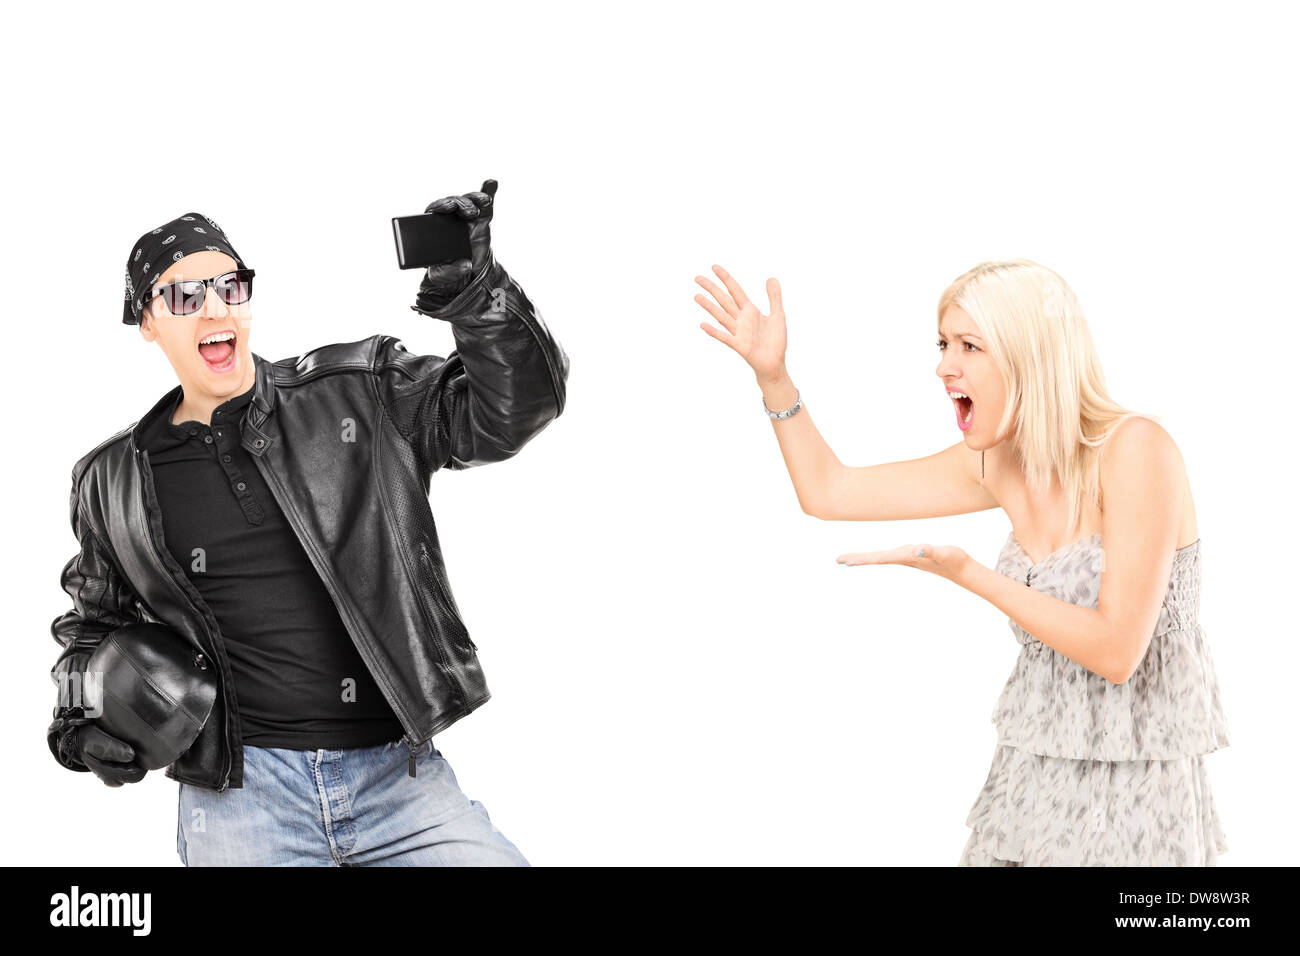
374, 180, 570, 474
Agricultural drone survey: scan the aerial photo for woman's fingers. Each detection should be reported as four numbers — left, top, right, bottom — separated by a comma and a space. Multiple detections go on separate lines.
699, 321, 739, 352
836, 545, 932, 565
694, 274, 738, 317
694, 292, 736, 331
836, 551, 893, 566
766, 277, 783, 314
712, 264, 752, 310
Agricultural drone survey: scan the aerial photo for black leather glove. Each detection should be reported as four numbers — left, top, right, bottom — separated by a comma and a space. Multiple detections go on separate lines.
59, 723, 147, 788
414, 178, 497, 315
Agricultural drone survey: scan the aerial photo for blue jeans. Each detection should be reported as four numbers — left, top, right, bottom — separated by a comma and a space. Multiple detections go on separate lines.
175, 738, 529, 866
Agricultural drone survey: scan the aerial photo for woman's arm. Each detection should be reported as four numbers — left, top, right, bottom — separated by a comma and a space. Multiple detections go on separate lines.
755, 367, 846, 517
696, 265, 996, 520
957, 562, 1125, 681
953, 418, 1185, 683
696, 266, 844, 515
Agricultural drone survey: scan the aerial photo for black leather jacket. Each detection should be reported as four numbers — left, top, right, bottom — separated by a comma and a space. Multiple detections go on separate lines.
46, 252, 569, 791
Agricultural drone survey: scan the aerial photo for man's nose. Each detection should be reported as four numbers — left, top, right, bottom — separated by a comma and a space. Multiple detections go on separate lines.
201, 285, 228, 318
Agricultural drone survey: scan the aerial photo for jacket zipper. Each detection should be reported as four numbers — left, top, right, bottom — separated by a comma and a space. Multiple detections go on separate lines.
403, 394, 474, 677
373, 408, 471, 772
249, 449, 428, 777
396, 542, 465, 778
418, 541, 475, 651
135, 448, 236, 791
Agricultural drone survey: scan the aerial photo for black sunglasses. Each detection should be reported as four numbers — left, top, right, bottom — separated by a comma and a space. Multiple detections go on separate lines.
144, 269, 256, 316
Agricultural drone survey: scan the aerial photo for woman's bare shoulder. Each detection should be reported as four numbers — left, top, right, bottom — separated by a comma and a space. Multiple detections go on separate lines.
1099, 416, 1183, 473
1098, 416, 1197, 543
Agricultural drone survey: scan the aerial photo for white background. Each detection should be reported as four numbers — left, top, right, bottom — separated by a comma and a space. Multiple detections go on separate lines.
3, 0, 1295, 866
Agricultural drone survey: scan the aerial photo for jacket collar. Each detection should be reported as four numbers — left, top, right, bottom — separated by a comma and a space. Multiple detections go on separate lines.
130, 351, 277, 454
249, 350, 276, 416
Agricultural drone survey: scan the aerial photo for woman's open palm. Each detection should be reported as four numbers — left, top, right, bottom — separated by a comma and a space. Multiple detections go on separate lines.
695, 264, 787, 381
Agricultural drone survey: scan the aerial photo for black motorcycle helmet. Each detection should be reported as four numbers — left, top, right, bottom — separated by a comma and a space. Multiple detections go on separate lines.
83, 622, 219, 771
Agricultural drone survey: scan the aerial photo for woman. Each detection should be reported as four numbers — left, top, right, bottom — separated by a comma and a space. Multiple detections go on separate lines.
694, 259, 1230, 866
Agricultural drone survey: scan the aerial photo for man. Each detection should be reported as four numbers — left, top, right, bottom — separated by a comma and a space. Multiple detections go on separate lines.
45, 181, 570, 866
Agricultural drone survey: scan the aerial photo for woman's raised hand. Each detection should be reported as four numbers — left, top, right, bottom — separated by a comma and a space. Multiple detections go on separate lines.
695, 264, 787, 383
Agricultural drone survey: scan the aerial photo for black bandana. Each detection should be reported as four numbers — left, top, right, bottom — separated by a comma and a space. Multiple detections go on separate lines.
122, 212, 249, 325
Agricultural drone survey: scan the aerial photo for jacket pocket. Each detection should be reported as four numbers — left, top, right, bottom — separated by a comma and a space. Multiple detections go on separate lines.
417, 541, 477, 652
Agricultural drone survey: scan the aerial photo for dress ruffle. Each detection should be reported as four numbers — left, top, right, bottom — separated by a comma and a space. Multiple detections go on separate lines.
993, 536, 1230, 761
959, 743, 1229, 866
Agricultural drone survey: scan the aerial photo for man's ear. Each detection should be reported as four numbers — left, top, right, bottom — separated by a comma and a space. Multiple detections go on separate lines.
138, 309, 157, 342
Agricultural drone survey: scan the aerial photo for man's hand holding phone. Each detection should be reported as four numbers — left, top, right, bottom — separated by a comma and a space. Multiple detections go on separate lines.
408, 178, 498, 315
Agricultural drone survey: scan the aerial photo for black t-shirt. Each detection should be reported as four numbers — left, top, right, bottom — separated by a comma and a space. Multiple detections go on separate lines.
135, 378, 405, 750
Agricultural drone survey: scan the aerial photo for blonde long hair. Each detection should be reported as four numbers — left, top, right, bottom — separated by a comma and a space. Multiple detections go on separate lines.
937, 259, 1160, 538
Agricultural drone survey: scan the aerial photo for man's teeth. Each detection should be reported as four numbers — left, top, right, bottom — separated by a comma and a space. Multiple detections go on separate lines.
199, 331, 235, 345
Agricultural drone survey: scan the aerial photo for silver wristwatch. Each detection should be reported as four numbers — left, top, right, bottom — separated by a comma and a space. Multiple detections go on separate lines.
763, 389, 802, 420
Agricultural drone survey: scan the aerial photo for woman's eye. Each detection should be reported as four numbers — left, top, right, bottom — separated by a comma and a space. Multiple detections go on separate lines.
936, 339, 979, 352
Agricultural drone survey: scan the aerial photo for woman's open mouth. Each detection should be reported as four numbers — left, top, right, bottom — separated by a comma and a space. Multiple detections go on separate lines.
951, 392, 974, 431
198, 330, 237, 373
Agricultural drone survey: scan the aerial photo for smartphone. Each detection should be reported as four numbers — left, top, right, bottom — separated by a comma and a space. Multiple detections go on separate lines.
391, 212, 473, 269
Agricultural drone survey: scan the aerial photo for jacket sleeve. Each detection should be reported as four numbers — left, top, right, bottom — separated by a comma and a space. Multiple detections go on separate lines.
46, 482, 144, 772
375, 251, 570, 476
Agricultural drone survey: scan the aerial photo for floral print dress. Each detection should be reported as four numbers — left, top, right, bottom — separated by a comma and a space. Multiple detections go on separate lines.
959, 533, 1230, 866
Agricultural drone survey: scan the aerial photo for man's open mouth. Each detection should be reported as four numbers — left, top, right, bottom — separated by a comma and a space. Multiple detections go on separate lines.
198, 331, 237, 372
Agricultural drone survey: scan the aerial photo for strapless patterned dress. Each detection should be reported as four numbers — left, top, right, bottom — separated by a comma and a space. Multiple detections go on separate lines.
959, 532, 1230, 866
